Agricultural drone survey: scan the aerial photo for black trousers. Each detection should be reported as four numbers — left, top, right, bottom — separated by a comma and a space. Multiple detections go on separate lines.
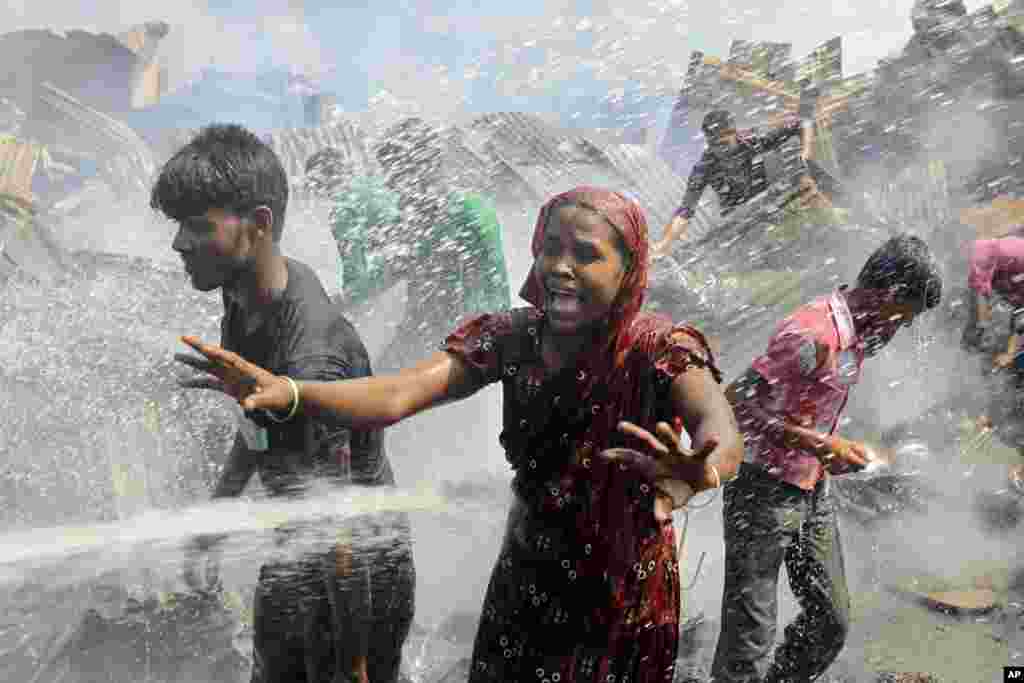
711, 464, 850, 683
251, 517, 415, 683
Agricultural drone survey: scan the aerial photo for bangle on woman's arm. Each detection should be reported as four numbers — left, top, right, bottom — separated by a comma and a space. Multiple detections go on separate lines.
710, 463, 722, 488
686, 466, 720, 509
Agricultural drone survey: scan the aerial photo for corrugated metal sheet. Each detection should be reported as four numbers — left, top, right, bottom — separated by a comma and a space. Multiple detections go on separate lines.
32, 82, 156, 196
457, 112, 717, 237
0, 29, 137, 114
464, 113, 611, 167
437, 126, 509, 197
598, 143, 719, 238
461, 114, 619, 206
150, 112, 712, 242
504, 161, 623, 201
269, 119, 374, 183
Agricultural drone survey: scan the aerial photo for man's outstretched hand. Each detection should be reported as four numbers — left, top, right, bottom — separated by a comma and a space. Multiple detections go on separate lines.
821, 435, 871, 473
175, 336, 294, 413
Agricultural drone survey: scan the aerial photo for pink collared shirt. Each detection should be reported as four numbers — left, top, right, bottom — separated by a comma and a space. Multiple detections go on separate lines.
742, 292, 865, 490
968, 237, 1024, 309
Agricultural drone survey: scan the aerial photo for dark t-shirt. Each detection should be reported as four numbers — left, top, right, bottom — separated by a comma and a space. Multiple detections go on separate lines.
220, 257, 394, 496
675, 117, 803, 219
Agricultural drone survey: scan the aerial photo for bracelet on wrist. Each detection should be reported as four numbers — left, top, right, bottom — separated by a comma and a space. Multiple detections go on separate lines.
686, 464, 721, 510
264, 376, 300, 423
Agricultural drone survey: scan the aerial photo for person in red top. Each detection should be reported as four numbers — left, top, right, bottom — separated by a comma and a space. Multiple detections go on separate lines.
710, 234, 943, 683
176, 186, 744, 683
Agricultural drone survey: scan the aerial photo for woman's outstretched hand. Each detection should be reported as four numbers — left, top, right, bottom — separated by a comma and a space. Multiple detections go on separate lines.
612, 420, 720, 496
175, 336, 293, 412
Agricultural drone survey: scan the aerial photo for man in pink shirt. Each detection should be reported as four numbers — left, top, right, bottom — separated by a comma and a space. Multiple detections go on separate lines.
710, 234, 943, 683
965, 236, 1024, 494
963, 236, 1024, 367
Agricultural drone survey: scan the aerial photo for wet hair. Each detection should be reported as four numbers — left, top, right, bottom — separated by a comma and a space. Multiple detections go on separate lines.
701, 109, 736, 136
856, 233, 943, 310
150, 123, 289, 241
547, 198, 635, 272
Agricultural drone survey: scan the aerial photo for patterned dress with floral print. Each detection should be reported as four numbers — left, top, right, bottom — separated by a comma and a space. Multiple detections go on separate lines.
444, 307, 721, 683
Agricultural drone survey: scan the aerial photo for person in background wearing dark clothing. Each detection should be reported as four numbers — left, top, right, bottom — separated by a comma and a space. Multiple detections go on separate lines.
711, 234, 943, 682
156, 124, 414, 683
652, 104, 815, 257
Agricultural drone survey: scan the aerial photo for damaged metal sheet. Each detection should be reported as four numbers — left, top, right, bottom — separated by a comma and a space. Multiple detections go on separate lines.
0, 28, 137, 114
458, 112, 705, 230
598, 143, 711, 237
463, 112, 611, 167
146, 112, 712, 244
269, 119, 375, 184
30, 82, 156, 195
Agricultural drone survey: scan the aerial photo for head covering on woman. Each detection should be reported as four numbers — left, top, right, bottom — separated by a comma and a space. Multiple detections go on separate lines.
519, 186, 651, 373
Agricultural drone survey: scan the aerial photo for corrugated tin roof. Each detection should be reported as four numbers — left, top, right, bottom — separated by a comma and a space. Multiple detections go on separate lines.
269, 118, 374, 182
436, 126, 508, 196
455, 112, 717, 235
598, 143, 719, 236
463, 113, 611, 167
30, 82, 156, 197
460, 114, 620, 204
147, 112, 714, 240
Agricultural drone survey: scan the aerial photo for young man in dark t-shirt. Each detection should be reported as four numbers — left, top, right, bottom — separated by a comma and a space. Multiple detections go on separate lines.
155, 124, 414, 683
653, 106, 814, 257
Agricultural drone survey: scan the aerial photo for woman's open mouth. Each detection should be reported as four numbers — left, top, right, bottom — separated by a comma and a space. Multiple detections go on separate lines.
547, 287, 582, 318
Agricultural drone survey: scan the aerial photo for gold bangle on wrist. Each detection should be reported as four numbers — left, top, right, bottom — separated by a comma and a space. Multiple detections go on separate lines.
687, 465, 720, 510
265, 376, 300, 423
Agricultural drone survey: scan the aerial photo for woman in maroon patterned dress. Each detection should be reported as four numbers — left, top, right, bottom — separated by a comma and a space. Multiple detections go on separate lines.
178, 186, 744, 683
